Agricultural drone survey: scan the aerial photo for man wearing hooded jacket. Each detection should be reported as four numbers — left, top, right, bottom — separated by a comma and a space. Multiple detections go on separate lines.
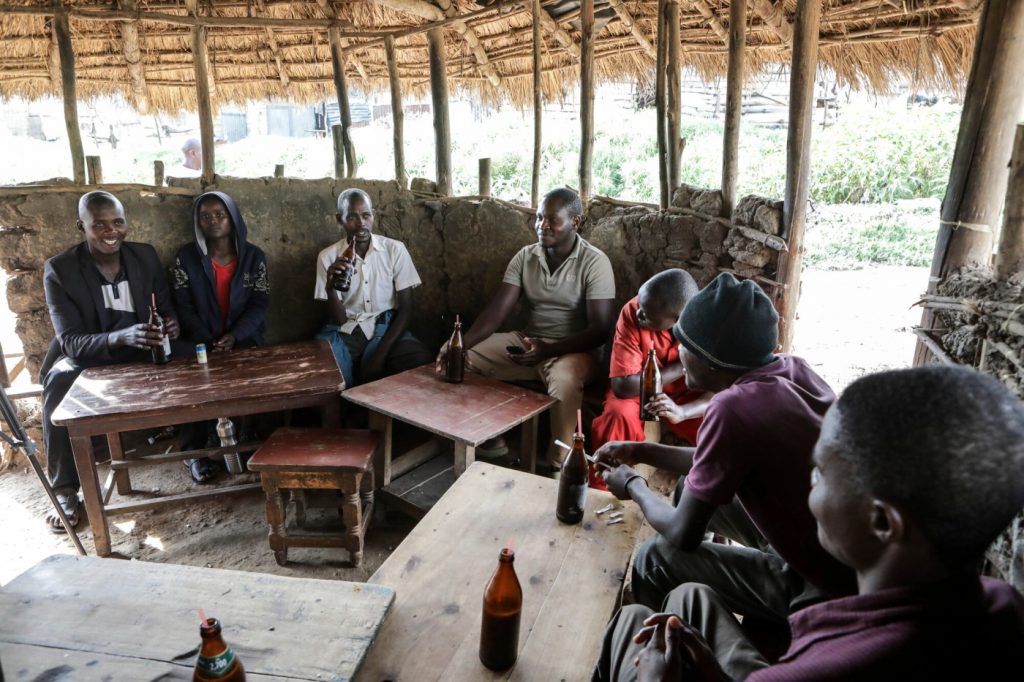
171, 191, 270, 482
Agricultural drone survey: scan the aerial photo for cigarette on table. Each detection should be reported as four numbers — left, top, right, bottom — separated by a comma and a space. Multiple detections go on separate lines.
606, 518, 624, 526
608, 512, 624, 520
596, 504, 615, 515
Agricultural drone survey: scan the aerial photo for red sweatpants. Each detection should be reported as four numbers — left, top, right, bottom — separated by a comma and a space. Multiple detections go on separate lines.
589, 391, 703, 489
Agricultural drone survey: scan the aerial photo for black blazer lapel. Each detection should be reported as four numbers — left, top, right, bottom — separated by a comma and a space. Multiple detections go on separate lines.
75, 243, 114, 332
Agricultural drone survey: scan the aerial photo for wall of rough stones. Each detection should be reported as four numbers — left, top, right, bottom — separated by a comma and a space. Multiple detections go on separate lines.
0, 178, 783, 383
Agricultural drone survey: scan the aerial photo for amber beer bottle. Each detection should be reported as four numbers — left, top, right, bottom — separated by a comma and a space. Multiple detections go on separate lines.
479, 547, 522, 671
149, 293, 171, 365
332, 240, 357, 292
193, 617, 246, 681
556, 431, 588, 524
445, 315, 465, 383
639, 346, 661, 422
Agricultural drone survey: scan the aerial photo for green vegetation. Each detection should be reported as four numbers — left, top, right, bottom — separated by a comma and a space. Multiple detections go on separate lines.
803, 202, 939, 270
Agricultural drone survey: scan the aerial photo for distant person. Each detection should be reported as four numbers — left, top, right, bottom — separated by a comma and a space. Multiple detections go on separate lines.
314, 188, 432, 388
435, 187, 615, 468
171, 191, 269, 483
40, 191, 183, 531
172, 138, 202, 179
590, 269, 710, 489
596, 366, 1024, 680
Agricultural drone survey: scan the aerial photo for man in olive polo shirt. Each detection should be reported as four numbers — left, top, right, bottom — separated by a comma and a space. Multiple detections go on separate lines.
436, 187, 615, 468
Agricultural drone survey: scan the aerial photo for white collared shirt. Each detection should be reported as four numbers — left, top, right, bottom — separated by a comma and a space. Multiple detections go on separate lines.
314, 234, 422, 338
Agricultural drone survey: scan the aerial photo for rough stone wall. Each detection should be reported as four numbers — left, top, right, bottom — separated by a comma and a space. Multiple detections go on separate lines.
1, 179, 781, 382
935, 268, 1024, 591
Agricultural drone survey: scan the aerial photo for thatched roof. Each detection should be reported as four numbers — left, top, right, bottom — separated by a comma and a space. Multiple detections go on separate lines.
0, 0, 981, 113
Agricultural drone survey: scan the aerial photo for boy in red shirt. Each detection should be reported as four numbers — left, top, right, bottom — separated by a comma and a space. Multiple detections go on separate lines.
590, 270, 710, 488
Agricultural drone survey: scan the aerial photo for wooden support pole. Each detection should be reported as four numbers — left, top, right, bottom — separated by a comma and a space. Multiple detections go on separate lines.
479, 158, 492, 197
154, 160, 165, 186
274, 163, 285, 178
86, 155, 102, 184
777, 0, 821, 352
385, 35, 407, 190
721, 0, 746, 218
666, 0, 682, 193
329, 26, 357, 178
53, 5, 85, 184
995, 125, 1024, 280
916, 0, 1024, 363
579, 0, 595, 206
428, 28, 452, 196
531, 0, 542, 208
332, 124, 345, 179
191, 25, 216, 186
117, 0, 148, 110
655, 0, 668, 209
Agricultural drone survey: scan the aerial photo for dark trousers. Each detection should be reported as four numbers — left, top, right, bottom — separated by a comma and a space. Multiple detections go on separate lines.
42, 357, 85, 493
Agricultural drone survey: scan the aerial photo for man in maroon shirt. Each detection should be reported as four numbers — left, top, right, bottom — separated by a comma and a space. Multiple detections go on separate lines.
594, 273, 855, 679
596, 366, 1024, 681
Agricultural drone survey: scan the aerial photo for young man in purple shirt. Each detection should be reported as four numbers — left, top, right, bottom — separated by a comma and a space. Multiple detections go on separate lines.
594, 273, 855, 679
597, 365, 1024, 680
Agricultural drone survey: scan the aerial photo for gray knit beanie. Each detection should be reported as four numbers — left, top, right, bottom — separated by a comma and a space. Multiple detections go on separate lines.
671, 273, 778, 371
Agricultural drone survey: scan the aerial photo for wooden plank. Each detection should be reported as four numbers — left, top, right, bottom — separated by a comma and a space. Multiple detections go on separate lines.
385, 452, 453, 497
104, 482, 263, 516
108, 440, 262, 470
519, 414, 538, 474
0, 555, 394, 681
391, 437, 445, 479
479, 157, 492, 197
369, 411, 393, 487
453, 441, 475, 477
360, 462, 642, 681
86, 154, 103, 184
777, 0, 821, 352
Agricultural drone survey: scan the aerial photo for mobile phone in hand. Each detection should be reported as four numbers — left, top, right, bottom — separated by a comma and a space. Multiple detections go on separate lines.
506, 345, 525, 355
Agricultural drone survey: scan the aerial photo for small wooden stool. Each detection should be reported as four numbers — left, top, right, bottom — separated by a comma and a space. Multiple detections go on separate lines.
248, 427, 377, 567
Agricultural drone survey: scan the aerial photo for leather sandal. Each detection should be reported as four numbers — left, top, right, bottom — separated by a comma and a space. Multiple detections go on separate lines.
185, 457, 220, 484
45, 493, 81, 534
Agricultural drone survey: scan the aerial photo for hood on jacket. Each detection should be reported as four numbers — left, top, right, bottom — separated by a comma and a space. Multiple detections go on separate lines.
192, 191, 248, 260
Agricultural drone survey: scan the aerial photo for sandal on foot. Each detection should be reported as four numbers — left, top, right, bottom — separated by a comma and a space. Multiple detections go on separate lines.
185, 457, 220, 484
46, 493, 81, 534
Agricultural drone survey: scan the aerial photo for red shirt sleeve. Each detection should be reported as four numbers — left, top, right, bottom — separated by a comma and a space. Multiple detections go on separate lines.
608, 297, 644, 379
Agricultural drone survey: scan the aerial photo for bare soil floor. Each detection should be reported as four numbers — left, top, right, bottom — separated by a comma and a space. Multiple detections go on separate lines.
0, 266, 928, 586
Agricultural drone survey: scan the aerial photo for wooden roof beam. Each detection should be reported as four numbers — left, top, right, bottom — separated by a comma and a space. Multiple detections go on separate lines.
117, 0, 149, 108
316, 0, 370, 88
528, 2, 580, 61
607, 0, 656, 60
686, 0, 729, 44
752, 0, 792, 46
254, 0, 290, 88
435, 0, 503, 88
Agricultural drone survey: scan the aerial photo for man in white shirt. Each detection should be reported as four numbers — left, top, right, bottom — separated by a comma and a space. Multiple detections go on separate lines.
169, 138, 203, 180
314, 188, 432, 387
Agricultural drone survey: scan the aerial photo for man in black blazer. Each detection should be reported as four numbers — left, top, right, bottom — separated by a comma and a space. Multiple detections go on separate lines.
41, 190, 182, 532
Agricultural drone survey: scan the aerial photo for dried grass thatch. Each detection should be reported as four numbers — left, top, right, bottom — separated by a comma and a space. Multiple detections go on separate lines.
0, 0, 980, 113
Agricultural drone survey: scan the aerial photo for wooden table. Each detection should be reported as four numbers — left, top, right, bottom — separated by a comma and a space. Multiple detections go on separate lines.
342, 366, 555, 515
51, 340, 344, 557
358, 462, 644, 681
0, 554, 393, 680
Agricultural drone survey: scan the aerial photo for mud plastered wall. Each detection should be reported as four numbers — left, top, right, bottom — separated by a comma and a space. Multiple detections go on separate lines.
0, 179, 781, 381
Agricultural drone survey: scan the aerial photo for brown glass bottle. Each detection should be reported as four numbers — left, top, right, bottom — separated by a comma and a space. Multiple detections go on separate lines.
193, 617, 246, 681
149, 293, 170, 365
445, 315, 465, 383
556, 432, 588, 524
639, 346, 661, 422
480, 547, 522, 671
331, 240, 356, 292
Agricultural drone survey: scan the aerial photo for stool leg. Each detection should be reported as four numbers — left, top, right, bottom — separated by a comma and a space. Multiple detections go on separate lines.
340, 473, 364, 567
265, 480, 288, 566
360, 466, 375, 510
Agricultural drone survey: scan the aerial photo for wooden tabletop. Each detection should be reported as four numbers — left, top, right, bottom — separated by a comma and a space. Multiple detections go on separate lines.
342, 365, 555, 446
359, 462, 644, 681
52, 340, 343, 429
0, 554, 394, 680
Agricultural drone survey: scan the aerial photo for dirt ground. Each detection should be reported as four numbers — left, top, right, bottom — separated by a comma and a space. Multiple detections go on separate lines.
0, 265, 929, 586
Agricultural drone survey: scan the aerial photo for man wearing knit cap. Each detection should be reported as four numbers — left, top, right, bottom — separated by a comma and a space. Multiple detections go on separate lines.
594, 273, 855, 675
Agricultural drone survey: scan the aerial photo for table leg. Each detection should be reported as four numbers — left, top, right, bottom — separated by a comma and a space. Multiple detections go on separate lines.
520, 415, 539, 474
71, 434, 108, 557
368, 412, 393, 488
453, 442, 475, 478
264, 477, 288, 566
106, 431, 132, 495
320, 396, 342, 428
341, 473, 364, 567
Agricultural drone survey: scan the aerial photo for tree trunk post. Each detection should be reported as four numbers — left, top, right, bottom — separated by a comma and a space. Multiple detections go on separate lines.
995, 124, 1024, 280
579, 0, 595, 206
777, 0, 821, 352
54, 5, 85, 184
666, 0, 682, 193
479, 158, 492, 197
428, 27, 452, 196
192, 25, 216, 186
329, 25, 357, 178
722, 0, 746, 218
385, 35, 407, 190
531, 0, 542, 208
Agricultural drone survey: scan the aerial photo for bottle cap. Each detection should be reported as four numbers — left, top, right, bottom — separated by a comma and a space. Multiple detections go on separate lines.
196, 343, 206, 351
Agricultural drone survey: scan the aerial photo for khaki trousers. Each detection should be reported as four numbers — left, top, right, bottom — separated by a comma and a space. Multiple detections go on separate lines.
467, 331, 600, 466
